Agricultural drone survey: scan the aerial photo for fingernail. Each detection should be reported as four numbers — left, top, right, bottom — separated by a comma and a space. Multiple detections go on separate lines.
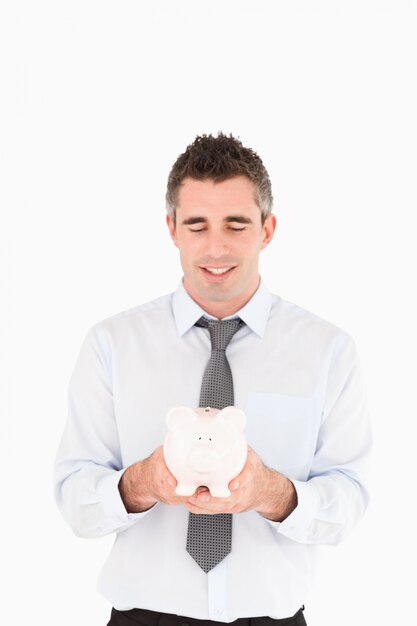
168, 477, 176, 487
232, 482, 239, 491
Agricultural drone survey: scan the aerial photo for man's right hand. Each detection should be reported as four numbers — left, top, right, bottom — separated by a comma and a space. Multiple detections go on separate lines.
118, 446, 187, 513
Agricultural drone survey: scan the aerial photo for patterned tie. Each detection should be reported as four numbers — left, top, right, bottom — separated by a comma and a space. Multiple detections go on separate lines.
186, 316, 245, 573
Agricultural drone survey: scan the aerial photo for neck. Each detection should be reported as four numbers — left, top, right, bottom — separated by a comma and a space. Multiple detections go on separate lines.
183, 278, 260, 319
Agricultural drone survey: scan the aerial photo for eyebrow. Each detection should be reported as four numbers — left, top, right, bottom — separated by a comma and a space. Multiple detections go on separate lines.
225, 215, 253, 224
181, 217, 207, 225
181, 215, 253, 226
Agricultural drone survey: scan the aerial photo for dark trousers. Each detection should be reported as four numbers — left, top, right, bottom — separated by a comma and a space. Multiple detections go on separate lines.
107, 607, 307, 626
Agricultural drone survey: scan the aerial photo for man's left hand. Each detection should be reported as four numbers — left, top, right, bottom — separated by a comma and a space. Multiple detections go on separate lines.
184, 447, 297, 522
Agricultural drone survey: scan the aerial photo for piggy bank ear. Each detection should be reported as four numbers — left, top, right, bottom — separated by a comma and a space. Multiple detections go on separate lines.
166, 406, 197, 431
217, 406, 246, 431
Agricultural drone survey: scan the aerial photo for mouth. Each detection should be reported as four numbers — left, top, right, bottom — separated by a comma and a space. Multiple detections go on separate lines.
199, 266, 236, 282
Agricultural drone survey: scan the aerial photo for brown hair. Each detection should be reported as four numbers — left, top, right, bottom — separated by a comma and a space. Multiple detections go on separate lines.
166, 133, 273, 224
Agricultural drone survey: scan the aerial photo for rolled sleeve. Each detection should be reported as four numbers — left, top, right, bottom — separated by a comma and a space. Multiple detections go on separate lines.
264, 334, 371, 545
54, 324, 155, 538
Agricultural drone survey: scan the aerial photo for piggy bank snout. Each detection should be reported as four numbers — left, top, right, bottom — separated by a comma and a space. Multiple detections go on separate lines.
188, 446, 221, 473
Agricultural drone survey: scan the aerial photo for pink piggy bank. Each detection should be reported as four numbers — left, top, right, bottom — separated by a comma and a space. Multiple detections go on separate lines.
163, 406, 248, 497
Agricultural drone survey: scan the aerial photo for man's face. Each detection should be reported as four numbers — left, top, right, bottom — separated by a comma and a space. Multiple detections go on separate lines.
166, 176, 276, 318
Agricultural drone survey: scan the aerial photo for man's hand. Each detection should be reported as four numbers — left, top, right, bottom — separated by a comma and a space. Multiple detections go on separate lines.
183, 447, 298, 522
118, 446, 187, 513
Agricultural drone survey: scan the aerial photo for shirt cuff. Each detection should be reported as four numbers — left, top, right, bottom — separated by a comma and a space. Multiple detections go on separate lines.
263, 478, 320, 543
97, 468, 157, 529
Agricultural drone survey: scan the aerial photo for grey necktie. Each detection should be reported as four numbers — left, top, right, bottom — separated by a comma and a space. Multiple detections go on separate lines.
186, 316, 245, 573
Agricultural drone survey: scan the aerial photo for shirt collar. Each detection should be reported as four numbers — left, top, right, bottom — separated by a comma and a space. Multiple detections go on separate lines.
172, 278, 272, 338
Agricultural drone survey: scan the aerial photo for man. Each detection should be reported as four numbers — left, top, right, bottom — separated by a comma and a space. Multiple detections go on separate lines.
54, 133, 371, 626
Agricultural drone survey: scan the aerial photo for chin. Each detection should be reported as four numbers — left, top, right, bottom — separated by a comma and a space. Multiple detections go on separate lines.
200, 283, 237, 299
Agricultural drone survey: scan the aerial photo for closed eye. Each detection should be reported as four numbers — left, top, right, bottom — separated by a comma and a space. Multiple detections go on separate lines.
189, 226, 246, 233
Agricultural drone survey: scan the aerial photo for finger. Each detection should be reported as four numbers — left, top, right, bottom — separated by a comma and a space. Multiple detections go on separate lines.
166, 474, 177, 487
188, 492, 236, 512
195, 491, 237, 505
184, 501, 231, 515
190, 492, 211, 505
228, 478, 240, 492
229, 448, 262, 492
184, 496, 210, 513
159, 463, 177, 487
229, 466, 251, 491
153, 447, 178, 487
161, 465, 178, 488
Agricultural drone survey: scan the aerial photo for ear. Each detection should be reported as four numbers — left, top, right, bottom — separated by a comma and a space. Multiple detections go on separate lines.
166, 213, 178, 248
217, 406, 246, 431
260, 213, 277, 250
166, 406, 197, 431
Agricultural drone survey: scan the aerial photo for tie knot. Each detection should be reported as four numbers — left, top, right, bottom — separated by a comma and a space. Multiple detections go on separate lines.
196, 317, 244, 351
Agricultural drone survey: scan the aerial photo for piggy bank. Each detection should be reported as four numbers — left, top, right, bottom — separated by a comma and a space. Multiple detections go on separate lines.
163, 406, 247, 497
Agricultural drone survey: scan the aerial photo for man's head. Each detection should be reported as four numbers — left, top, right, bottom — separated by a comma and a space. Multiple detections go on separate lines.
166, 133, 273, 226
166, 133, 276, 319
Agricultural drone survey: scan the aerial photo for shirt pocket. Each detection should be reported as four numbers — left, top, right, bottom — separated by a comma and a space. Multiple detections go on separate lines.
245, 391, 318, 480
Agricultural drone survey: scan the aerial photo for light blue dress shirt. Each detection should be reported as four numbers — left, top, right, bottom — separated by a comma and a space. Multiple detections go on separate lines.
54, 279, 371, 621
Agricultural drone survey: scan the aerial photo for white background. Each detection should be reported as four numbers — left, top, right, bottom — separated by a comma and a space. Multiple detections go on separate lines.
1, 1, 416, 625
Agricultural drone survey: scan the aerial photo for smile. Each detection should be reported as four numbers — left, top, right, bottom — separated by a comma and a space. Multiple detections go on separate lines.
200, 266, 236, 281
205, 267, 231, 275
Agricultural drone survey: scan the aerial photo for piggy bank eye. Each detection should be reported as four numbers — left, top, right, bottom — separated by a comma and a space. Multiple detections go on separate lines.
209, 438, 212, 441
199, 436, 202, 440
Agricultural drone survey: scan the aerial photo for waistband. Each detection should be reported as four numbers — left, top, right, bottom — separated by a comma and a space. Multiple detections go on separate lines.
112, 606, 305, 626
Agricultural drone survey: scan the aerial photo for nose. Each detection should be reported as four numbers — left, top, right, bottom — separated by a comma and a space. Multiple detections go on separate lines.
204, 229, 230, 259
